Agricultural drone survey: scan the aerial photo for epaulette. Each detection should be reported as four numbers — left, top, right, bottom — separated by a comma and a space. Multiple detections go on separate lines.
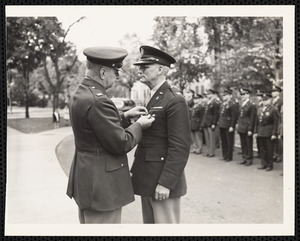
170, 87, 183, 96
88, 86, 105, 98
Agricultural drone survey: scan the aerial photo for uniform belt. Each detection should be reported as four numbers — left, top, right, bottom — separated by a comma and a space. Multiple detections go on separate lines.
76, 146, 105, 155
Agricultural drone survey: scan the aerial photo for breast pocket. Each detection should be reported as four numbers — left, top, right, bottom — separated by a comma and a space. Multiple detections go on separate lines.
149, 108, 165, 119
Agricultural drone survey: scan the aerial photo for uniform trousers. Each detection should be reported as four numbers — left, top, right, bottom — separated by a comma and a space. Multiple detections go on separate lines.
141, 197, 181, 223
256, 136, 261, 157
203, 127, 216, 156
219, 128, 234, 160
259, 136, 275, 168
238, 132, 253, 160
273, 138, 283, 162
78, 207, 122, 224
191, 130, 203, 152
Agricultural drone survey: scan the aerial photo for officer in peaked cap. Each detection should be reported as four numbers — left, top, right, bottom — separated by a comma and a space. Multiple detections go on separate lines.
190, 93, 205, 155
218, 88, 239, 162
271, 85, 283, 163
237, 88, 257, 166
201, 88, 220, 157
66, 46, 155, 224
131, 45, 191, 223
255, 91, 279, 171
254, 89, 265, 159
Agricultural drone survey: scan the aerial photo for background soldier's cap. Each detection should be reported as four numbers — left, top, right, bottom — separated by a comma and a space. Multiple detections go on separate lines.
223, 88, 233, 94
271, 85, 282, 92
133, 45, 176, 67
207, 89, 218, 95
83, 46, 128, 70
239, 88, 251, 94
196, 94, 204, 99
256, 89, 264, 97
262, 92, 272, 100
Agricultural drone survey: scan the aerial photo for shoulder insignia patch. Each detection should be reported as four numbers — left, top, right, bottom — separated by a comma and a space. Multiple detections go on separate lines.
96, 93, 103, 97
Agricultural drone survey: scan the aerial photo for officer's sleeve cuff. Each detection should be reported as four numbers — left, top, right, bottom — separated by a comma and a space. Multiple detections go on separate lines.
120, 113, 131, 128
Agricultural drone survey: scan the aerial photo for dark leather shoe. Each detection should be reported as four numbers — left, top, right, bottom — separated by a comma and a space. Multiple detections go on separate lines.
254, 155, 260, 158
207, 154, 215, 157
226, 159, 232, 162
265, 167, 273, 171
239, 161, 246, 165
245, 160, 253, 166
257, 166, 266, 169
220, 157, 228, 161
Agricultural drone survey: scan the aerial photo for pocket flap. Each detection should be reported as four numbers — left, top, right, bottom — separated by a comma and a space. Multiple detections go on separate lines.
105, 155, 128, 172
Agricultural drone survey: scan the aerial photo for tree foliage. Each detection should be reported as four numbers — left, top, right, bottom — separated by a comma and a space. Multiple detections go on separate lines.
151, 17, 283, 92
6, 17, 84, 116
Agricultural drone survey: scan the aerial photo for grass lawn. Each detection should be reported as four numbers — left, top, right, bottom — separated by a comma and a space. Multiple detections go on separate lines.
7, 118, 70, 134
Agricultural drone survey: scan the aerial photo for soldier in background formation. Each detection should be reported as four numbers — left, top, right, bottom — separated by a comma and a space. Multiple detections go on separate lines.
218, 88, 239, 162
187, 85, 283, 173
190, 94, 205, 154
237, 88, 257, 166
256, 91, 280, 171
254, 90, 264, 159
271, 85, 283, 163
201, 89, 220, 157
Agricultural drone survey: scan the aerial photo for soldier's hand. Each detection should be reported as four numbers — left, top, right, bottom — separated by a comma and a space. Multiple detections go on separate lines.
229, 127, 234, 132
124, 106, 148, 118
271, 135, 277, 140
155, 184, 170, 201
247, 131, 253, 136
136, 114, 155, 129
211, 124, 215, 130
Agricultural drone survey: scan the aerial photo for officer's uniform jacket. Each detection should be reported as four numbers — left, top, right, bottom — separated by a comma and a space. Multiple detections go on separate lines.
218, 99, 239, 129
256, 104, 279, 137
272, 96, 283, 134
201, 98, 220, 128
131, 81, 191, 198
67, 77, 142, 211
190, 103, 204, 131
237, 100, 257, 133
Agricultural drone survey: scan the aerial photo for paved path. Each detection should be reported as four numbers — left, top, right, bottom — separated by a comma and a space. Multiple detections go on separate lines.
6, 125, 283, 226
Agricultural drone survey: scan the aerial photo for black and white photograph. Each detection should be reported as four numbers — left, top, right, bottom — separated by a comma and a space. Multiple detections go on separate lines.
4, 5, 295, 236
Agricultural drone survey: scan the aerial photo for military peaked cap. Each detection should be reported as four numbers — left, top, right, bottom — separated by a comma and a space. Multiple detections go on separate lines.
262, 91, 272, 100
83, 46, 128, 69
256, 89, 264, 97
271, 85, 282, 92
207, 89, 218, 95
133, 45, 176, 67
239, 88, 251, 94
196, 94, 204, 99
223, 88, 233, 94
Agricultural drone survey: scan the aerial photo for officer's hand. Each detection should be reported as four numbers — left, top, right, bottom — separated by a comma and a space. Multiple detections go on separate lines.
247, 131, 253, 136
211, 124, 215, 130
271, 135, 277, 140
155, 184, 170, 201
124, 106, 148, 119
229, 127, 234, 133
136, 114, 155, 129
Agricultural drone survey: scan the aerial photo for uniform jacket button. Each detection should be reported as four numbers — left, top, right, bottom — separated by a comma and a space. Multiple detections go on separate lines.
161, 157, 164, 160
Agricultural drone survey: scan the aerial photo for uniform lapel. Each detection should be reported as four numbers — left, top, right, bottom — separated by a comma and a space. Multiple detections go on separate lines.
147, 81, 169, 109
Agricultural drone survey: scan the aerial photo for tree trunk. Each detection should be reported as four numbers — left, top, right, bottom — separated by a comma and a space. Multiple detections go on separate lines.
23, 70, 30, 118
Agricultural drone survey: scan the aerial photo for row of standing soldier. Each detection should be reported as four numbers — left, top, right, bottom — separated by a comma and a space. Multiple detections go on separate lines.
187, 85, 282, 172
